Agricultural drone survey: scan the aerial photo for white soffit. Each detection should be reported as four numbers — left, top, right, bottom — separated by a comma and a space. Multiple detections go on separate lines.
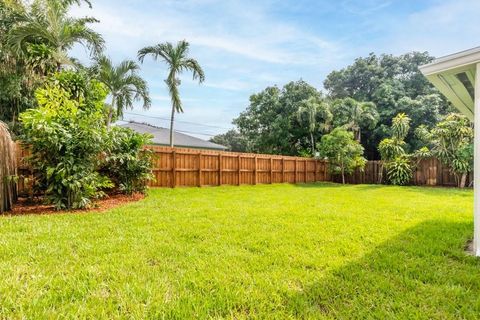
419, 46, 480, 120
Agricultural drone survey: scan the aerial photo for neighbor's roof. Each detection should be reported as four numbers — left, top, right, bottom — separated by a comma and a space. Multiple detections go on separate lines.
419, 46, 480, 120
118, 122, 227, 150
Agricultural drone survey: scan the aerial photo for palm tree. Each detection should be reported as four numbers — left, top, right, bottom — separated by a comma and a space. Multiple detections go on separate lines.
93, 56, 151, 128
7, 0, 104, 70
331, 98, 378, 143
296, 97, 332, 155
138, 40, 205, 147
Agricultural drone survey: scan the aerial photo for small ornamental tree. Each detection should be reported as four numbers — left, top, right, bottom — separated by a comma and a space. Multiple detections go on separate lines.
416, 113, 473, 188
20, 71, 112, 209
318, 128, 366, 184
378, 113, 413, 185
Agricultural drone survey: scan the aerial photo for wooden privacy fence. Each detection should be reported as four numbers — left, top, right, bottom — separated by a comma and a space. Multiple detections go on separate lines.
332, 158, 468, 187
148, 146, 331, 187
14, 143, 467, 194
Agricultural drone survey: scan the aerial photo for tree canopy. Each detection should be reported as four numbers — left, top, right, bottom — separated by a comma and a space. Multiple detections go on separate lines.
233, 80, 324, 155
324, 52, 452, 158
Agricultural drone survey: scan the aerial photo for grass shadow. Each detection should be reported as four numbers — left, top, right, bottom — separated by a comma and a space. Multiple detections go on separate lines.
284, 220, 480, 319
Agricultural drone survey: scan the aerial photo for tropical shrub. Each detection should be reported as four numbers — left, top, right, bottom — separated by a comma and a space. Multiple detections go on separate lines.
20, 72, 112, 210
386, 156, 412, 186
318, 128, 366, 184
101, 126, 154, 194
415, 113, 473, 188
378, 113, 414, 185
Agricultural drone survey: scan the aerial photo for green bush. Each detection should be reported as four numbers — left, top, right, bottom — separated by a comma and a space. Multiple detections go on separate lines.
386, 156, 412, 186
101, 126, 154, 195
20, 72, 112, 210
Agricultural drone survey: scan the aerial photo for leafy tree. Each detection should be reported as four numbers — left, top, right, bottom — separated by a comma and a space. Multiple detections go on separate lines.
416, 113, 473, 188
20, 71, 112, 209
330, 97, 378, 143
324, 52, 452, 158
233, 80, 324, 156
210, 129, 248, 152
93, 55, 151, 127
138, 40, 205, 147
7, 0, 104, 70
296, 97, 332, 155
318, 128, 366, 184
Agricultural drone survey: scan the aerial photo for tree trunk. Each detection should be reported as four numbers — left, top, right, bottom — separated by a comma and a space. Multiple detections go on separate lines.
459, 172, 467, 188
341, 167, 345, 184
106, 95, 116, 129
310, 132, 315, 156
169, 104, 175, 147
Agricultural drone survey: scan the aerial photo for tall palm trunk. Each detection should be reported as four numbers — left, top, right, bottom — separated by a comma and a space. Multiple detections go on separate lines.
106, 95, 116, 129
459, 172, 467, 188
310, 132, 315, 155
169, 104, 175, 147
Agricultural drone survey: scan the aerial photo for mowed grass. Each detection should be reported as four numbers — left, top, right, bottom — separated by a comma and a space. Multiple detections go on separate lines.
0, 183, 478, 319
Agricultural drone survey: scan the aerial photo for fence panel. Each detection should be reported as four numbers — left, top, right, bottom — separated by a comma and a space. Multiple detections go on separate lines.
146, 146, 330, 187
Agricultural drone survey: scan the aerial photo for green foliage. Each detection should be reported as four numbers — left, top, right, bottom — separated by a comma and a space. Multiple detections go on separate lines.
330, 97, 378, 142
318, 128, 366, 183
386, 156, 412, 186
378, 113, 416, 185
378, 138, 406, 161
391, 112, 411, 140
416, 113, 473, 187
101, 126, 154, 195
234, 80, 325, 155
210, 129, 248, 152
93, 55, 151, 127
20, 71, 112, 210
324, 52, 451, 158
7, 0, 104, 67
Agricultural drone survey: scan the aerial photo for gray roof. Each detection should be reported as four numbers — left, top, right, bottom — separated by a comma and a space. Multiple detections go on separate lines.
118, 122, 227, 150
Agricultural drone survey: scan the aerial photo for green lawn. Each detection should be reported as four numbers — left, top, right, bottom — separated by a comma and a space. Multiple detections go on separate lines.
0, 183, 478, 319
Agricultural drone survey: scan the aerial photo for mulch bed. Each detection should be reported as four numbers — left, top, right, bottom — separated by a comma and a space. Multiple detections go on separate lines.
8, 193, 144, 216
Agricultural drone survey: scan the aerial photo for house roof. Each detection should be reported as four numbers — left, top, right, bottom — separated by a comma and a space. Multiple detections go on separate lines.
118, 122, 227, 150
419, 46, 480, 120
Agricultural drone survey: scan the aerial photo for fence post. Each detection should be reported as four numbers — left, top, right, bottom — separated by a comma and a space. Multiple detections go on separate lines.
197, 152, 202, 187
218, 154, 222, 186
270, 158, 273, 184
282, 158, 285, 183
254, 156, 257, 185
324, 161, 328, 181
304, 160, 307, 183
238, 155, 241, 185
294, 159, 297, 184
314, 160, 317, 182
172, 150, 176, 188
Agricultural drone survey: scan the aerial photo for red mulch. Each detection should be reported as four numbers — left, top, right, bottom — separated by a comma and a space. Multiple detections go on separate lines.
9, 193, 145, 216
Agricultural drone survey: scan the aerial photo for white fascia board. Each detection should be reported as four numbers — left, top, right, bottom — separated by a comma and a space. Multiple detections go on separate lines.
419, 46, 480, 76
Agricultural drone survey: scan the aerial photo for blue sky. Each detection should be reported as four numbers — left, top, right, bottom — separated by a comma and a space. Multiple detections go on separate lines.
72, 0, 480, 139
